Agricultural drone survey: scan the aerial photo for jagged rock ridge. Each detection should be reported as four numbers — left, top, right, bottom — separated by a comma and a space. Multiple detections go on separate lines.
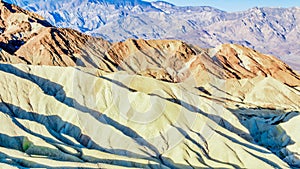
0, 1, 299, 168
3, 0, 300, 72
0, 1, 112, 69
0, 2, 298, 86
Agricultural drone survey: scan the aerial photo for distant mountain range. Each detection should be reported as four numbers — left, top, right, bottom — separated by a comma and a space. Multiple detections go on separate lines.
3, 0, 300, 71
0, 1, 300, 168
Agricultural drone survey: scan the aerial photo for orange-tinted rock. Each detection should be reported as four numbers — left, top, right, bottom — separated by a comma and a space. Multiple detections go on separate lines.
0, 0, 299, 87
0, 1, 114, 70
106, 39, 197, 82
212, 44, 300, 86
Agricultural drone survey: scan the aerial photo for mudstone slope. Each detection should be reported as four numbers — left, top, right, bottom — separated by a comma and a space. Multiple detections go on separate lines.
0, 1, 299, 168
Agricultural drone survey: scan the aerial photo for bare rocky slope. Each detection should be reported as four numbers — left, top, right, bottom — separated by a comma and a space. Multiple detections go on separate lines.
3, 0, 300, 72
0, 1, 112, 69
0, 1, 300, 168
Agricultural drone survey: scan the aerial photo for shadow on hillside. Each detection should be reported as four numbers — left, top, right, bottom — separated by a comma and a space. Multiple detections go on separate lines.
230, 107, 300, 168
171, 124, 243, 169
0, 64, 201, 168
0, 133, 28, 152
99, 76, 291, 168
100, 76, 256, 142
0, 64, 292, 168
0, 132, 84, 163
0, 40, 25, 54
0, 150, 81, 169
0, 148, 133, 169
0, 64, 161, 159
0, 102, 169, 168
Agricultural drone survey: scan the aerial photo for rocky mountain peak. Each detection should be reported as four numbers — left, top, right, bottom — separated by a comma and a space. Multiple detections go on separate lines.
0, 1, 113, 68
0, 2, 300, 168
0, 1, 298, 86
4, 0, 300, 73
210, 44, 300, 86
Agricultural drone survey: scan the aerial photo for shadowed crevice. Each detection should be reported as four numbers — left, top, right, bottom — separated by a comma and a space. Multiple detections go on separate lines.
0, 101, 160, 164
230, 107, 300, 168
0, 64, 162, 160
244, 149, 284, 169
172, 124, 241, 169
98, 76, 273, 154
210, 127, 270, 154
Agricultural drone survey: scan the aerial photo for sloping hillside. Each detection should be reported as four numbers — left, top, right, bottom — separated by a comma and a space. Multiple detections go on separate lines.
0, 1, 299, 168
4, 0, 300, 61
0, 63, 299, 168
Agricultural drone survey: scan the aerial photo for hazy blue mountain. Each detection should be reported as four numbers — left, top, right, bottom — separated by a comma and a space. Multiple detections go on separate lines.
0, 1, 300, 168
4, 0, 300, 70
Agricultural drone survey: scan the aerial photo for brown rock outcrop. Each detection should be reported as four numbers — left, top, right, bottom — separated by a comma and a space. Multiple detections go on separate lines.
0, 0, 299, 87
0, 1, 114, 71
211, 44, 300, 86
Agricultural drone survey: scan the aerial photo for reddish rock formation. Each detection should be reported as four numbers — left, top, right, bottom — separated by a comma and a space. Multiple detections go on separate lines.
0, 0, 299, 87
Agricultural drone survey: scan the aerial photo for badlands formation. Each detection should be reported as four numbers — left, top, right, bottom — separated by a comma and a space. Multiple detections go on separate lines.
5, 0, 300, 73
0, 1, 300, 168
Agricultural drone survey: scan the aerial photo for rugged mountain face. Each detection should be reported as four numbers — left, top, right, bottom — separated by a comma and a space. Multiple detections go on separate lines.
1, 63, 299, 168
2, 0, 298, 85
0, 1, 300, 168
107, 39, 300, 87
0, 1, 113, 69
3, 0, 300, 72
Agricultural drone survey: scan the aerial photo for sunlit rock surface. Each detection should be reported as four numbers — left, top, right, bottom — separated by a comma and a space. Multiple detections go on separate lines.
0, 1, 299, 168
4, 0, 300, 72
0, 63, 299, 168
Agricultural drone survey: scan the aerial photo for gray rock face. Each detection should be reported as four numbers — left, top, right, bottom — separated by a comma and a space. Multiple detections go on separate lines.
3, 0, 300, 68
0, 1, 300, 168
